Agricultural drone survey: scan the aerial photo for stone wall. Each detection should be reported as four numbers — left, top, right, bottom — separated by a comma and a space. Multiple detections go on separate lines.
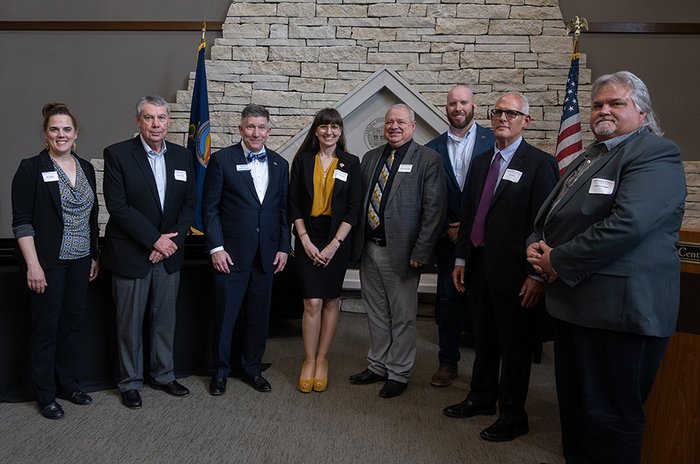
684, 161, 700, 230
93, 0, 700, 232
165, 0, 594, 155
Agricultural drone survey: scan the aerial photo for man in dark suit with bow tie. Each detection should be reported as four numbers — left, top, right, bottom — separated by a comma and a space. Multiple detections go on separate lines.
443, 92, 558, 442
103, 95, 196, 409
527, 71, 686, 463
203, 104, 290, 395
426, 84, 495, 387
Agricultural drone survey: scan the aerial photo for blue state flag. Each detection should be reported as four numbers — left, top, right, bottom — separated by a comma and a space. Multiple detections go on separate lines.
187, 37, 210, 234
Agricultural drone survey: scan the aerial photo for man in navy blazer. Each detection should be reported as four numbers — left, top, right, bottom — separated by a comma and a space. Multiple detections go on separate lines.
425, 84, 495, 387
103, 96, 196, 409
527, 71, 686, 463
203, 104, 290, 395
444, 92, 559, 442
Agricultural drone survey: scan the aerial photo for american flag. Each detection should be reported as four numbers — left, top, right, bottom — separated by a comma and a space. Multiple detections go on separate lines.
555, 52, 584, 173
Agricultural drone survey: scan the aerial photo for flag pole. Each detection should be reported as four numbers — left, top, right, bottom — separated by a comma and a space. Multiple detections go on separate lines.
188, 20, 211, 234
555, 17, 588, 173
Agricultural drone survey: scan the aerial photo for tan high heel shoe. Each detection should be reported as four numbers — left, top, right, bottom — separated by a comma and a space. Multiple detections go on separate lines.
313, 359, 328, 392
299, 361, 314, 393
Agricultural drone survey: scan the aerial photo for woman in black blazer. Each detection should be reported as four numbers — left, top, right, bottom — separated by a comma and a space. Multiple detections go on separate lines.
288, 108, 361, 393
11, 103, 99, 419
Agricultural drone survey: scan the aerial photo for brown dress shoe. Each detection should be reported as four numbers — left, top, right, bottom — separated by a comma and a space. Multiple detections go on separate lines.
431, 367, 458, 387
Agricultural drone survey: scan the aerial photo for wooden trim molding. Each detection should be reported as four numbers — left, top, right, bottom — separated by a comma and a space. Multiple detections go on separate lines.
0, 20, 697, 34
0, 21, 223, 32
588, 22, 700, 34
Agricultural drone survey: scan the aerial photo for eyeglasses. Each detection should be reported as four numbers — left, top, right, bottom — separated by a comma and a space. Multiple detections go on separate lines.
318, 124, 341, 132
489, 109, 526, 120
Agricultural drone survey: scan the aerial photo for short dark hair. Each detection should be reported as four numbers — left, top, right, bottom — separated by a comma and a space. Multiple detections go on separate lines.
241, 104, 270, 123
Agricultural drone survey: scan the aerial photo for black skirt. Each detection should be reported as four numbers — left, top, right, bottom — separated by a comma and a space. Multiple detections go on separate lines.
295, 216, 351, 299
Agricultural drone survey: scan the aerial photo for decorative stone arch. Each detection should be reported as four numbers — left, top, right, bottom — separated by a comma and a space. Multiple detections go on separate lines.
277, 66, 449, 162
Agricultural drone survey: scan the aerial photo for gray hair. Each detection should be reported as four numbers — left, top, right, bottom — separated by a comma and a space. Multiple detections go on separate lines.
499, 92, 530, 115
387, 103, 415, 122
241, 104, 270, 123
591, 71, 662, 136
136, 95, 170, 117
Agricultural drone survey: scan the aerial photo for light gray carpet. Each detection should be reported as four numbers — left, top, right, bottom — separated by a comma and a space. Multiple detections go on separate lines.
0, 311, 564, 464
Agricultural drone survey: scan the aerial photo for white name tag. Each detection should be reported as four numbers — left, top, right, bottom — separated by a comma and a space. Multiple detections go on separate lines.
502, 169, 522, 183
589, 178, 615, 195
333, 169, 348, 182
42, 171, 59, 182
174, 170, 187, 181
237, 164, 252, 172
398, 164, 413, 173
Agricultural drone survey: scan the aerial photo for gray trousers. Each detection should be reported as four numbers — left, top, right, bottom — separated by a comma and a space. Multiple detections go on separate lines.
360, 242, 420, 382
112, 262, 179, 391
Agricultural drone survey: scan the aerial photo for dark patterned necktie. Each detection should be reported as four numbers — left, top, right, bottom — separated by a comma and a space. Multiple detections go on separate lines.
367, 150, 395, 229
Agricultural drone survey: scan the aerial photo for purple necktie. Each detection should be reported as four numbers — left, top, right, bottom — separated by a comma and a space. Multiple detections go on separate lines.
470, 153, 501, 247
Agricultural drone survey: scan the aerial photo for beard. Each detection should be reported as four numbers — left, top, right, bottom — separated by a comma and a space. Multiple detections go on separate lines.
593, 119, 616, 137
447, 108, 474, 130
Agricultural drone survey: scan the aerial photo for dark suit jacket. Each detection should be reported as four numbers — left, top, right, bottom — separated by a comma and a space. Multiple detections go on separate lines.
426, 123, 496, 227
11, 149, 99, 270
456, 139, 559, 295
529, 127, 686, 337
353, 140, 447, 277
102, 137, 196, 278
288, 149, 361, 244
202, 142, 291, 274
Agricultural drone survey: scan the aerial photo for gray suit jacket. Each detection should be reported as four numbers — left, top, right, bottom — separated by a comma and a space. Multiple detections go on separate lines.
528, 127, 686, 337
353, 140, 447, 277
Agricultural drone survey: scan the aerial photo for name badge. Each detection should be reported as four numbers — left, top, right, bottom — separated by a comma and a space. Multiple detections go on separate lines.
174, 170, 187, 181
589, 178, 615, 195
333, 169, 348, 182
398, 164, 413, 173
502, 169, 522, 183
42, 171, 59, 182
237, 164, 252, 172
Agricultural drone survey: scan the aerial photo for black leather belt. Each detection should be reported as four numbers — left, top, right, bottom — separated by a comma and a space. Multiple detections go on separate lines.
367, 238, 386, 247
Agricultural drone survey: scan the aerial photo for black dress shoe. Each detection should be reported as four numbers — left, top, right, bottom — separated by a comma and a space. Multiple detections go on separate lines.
480, 419, 529, 442
58, 391, 92, 405
443, 399, 497, 418
210, 376, 227, 396
121, 389, 142, 409
349, 368, 388, 385
379, 380, 407, 398
151, 380, 190, 397
242, 375, 272, 392
40, 402, 65, 420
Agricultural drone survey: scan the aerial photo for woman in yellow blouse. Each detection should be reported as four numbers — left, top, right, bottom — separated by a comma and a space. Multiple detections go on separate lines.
288, 108, 361, 392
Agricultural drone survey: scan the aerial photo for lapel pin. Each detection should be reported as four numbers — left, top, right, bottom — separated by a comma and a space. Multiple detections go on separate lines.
339, 162, 345, 168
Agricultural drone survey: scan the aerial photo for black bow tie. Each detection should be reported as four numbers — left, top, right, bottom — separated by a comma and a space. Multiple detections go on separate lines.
247, 150, 267, 163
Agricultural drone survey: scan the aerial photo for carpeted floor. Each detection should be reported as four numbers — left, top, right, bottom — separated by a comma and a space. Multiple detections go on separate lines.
0, 310, 564, 464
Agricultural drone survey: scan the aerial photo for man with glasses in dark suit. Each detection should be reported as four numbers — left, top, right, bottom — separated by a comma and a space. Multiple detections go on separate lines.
443, 92, 558, 442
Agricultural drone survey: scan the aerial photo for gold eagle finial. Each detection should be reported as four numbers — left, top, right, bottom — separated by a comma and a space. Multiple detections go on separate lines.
565, 16, 589, 37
